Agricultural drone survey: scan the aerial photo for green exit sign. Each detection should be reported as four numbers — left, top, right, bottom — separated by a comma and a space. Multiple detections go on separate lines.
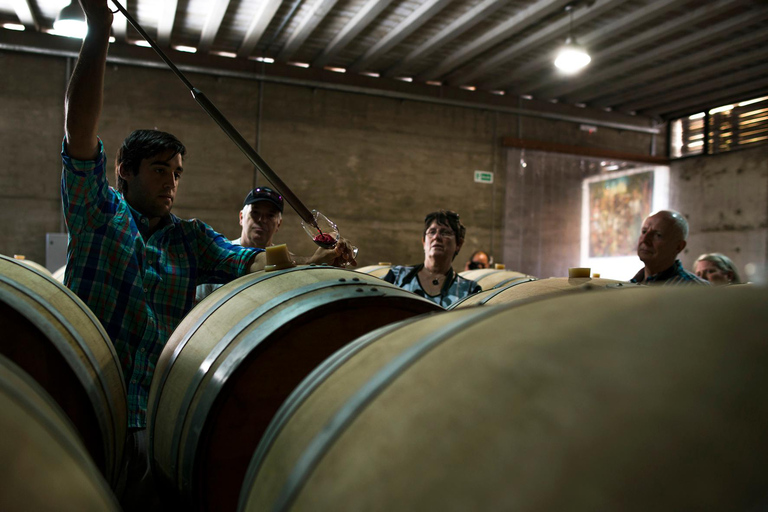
474, 170, 494, 184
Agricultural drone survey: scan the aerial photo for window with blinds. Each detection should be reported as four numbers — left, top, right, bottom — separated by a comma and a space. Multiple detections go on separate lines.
669, 95, 768, 158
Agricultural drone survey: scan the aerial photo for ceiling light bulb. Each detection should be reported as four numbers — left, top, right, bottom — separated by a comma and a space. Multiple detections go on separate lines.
53, 1, 88, 39
554, 37, 590, 74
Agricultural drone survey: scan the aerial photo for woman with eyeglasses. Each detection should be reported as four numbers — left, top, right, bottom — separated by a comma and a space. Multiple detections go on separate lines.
383, 210, 481, 307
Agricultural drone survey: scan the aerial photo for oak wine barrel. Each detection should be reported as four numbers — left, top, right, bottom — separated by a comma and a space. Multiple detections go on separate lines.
458, 267, 534, 290
239, 286, 768, 512
0, 254, 127, 486
451, 276, 639, 309
353, 264, 391, 279
0, 354, 121, 511
148, 265, 443, 511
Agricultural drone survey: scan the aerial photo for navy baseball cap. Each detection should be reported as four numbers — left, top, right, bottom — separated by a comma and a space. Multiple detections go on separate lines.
243, 187, 284, 213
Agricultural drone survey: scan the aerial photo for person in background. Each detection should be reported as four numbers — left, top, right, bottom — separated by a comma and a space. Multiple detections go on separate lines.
630, 210, 707, 286
195, 186, 356, 301
62, 1, 354, 508
465, 250, 490, 270
195, 186, 283, 302
383, 210, 481, 307
694, 253, 741, 285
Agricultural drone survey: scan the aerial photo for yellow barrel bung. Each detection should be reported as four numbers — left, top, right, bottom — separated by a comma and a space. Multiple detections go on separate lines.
265, 244, 295, 272
568, 267, 591, 278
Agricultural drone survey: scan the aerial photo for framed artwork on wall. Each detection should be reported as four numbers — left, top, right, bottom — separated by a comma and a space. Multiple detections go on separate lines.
588, 170, 654, 258
581, 166, 669, 279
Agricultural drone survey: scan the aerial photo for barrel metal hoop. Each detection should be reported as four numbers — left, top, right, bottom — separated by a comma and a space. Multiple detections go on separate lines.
238, 313, 435, 511
271, 306, 508, 512
447, 276, 535, 309
172, 279, 389, 491
0, 281, 117, 481
480, 277, 537, 304
490, 275, 534, 290
0, 355, 119, 507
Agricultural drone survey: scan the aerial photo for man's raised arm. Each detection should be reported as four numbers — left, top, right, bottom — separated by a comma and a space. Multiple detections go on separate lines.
64, 0, 113, 161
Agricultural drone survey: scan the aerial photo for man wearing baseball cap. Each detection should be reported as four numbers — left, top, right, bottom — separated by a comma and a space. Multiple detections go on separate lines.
240, 186, 285, 249
196, 186, 355, 301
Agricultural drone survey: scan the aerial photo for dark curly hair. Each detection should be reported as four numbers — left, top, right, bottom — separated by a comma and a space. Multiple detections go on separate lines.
115, 130, 186, 194
423, 210, 465, 242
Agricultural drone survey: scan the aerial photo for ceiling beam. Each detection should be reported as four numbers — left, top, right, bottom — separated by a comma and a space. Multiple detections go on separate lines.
313, 0, 395, 69
532, 6, 766, 101
646, 76, 768, 119
448, 0, 623, 87
277, 0, 341, 62
237, 0, 282, 58
157, 0, 179, 47
593, 45, 768, 110
198, 0, 231, 54
574, 30, 768, 107
479, 0, 681, 90
348, 0, 453, 73
417, 0, 573, 82
382, 0, 505, 79
619, 63, 768, 113
10, 0, 40, 32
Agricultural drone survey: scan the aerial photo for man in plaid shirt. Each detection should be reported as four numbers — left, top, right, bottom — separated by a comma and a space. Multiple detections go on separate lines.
63, 1, 354, 507
630, 210, 708, 286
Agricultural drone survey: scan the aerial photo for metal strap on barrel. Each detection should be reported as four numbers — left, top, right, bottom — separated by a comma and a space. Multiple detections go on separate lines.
0, 281, 118, 482
448, 276, 535, 309
478, 277, 537, 304
171, 274, 392, 490
238, 314, 434, 511
271, 305, 508, 512
0, 355, 119, 507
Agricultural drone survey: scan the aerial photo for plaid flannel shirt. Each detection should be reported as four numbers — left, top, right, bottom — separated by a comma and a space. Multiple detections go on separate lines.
630, 260, 709, 286
61, 139, 261, 427
383, 264, 481, 308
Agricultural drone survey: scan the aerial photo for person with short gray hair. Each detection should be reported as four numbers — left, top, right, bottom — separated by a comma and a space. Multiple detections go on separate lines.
630, 210, 707, 286
694, 253, 741, 285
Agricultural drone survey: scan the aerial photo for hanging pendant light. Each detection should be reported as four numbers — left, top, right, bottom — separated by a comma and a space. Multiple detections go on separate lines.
53, 1, 88, 39
554, 5, 591, 74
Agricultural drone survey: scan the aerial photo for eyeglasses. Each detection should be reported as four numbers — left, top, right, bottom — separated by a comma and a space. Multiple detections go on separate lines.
425, 228, 456, 239
424, 210, 459, 223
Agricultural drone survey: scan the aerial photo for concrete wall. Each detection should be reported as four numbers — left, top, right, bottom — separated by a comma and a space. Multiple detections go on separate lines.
2, 49, 662, 275
501, 143, 768, 282
672, 145, 768, 283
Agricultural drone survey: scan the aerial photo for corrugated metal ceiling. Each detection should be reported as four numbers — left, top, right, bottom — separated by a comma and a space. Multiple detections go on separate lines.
1, 0, 767, 122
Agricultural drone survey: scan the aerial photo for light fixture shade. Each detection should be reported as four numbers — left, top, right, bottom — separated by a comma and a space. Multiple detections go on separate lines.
53, 1, 87, 39
554, 37, 591, 74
